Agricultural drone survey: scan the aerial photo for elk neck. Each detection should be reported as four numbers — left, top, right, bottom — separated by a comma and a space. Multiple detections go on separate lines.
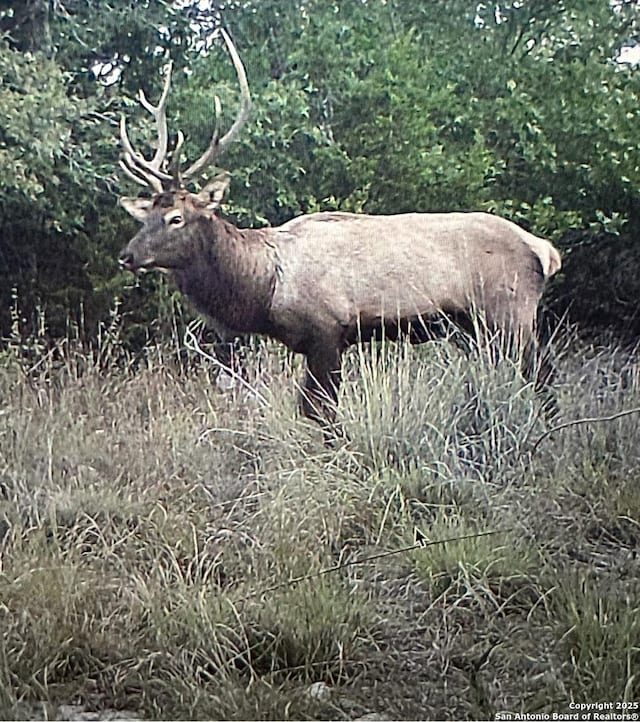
173, 214, 277, 334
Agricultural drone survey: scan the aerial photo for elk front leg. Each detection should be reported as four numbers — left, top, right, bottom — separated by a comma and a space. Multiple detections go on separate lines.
300, 346, 343, 428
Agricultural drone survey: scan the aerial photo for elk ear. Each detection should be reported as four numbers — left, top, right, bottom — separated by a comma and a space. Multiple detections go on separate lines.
195, 172, 231, 210
120, 197, 154, 222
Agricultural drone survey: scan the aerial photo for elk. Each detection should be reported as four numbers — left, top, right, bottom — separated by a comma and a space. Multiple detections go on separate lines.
118, 31, 562, 428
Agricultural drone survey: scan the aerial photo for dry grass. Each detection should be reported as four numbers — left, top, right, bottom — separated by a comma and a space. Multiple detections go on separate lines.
0, 329, 638, 720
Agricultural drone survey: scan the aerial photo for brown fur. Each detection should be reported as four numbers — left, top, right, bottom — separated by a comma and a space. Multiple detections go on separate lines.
119, 180, 561, 427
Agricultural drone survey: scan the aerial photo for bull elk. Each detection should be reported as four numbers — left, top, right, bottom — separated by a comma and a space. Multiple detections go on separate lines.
118, 30, 562, 428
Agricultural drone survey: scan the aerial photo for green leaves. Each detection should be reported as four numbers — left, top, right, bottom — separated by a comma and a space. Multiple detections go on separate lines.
1, 0, 640, 341
216, 0, 639, 236
0, 40, 86, 203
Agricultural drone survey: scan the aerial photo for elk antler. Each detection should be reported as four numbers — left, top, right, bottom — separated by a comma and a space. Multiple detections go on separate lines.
119, 61, 175, 192
182, 30, 252, 182
119, 29, 251, 193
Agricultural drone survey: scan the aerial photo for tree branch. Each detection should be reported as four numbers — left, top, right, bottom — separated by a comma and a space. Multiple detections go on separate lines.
529, 406, 640, 456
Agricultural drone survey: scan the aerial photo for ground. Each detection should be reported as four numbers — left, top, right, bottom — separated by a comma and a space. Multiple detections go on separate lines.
0, 333, 638, 720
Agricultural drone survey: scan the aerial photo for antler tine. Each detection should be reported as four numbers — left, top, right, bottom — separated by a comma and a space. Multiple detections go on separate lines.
210, 94, 223, 151
137, 60, 173, 169
167, 130, 185, 183
119, 158, 155, 189
216, 31, 252, 153
119, 117, 164, 192
182, 29, 251, 182
119, 61, 177, 192
119, 114, 175, 183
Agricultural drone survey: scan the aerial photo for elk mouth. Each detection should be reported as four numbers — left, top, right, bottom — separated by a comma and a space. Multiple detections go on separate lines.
118, 254, 170, 274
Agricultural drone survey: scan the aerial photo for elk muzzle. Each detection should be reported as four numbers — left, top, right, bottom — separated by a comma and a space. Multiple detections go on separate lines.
118, 249, 135, 271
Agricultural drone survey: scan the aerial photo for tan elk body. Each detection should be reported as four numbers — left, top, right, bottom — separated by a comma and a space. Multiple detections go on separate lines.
118, 31, 561, 426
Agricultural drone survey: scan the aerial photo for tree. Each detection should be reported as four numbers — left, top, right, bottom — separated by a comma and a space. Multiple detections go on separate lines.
0, 1, 195, 341
144, 0, 640, 336
211, 1, 638, 225
0, 0, 52, 54
1, 0, 639, 346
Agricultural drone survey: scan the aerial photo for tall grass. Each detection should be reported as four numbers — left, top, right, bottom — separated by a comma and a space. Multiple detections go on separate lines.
0, 328, 638, 719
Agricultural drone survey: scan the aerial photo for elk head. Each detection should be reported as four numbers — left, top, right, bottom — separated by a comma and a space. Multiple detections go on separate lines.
118, 29, 251, 274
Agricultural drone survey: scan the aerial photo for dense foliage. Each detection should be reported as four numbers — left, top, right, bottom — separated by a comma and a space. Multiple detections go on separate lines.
1, 0, 639, 343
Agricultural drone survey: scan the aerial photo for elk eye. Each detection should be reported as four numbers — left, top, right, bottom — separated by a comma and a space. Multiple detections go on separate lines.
167, 213, 183, 226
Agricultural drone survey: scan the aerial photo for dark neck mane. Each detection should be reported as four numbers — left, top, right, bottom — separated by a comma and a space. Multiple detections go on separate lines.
173, 216, 276, 334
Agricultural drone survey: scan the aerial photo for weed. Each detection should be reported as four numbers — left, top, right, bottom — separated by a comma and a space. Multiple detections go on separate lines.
0, 332, 638, 719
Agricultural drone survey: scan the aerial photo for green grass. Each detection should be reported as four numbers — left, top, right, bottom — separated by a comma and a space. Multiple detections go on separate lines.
0, 330, 639, 719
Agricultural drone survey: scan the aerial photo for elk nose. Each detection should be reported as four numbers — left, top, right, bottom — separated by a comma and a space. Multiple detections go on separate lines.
119, 251, 134, 270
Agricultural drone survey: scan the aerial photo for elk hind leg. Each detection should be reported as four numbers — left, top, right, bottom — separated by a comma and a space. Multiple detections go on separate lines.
517, 312, 559, 418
